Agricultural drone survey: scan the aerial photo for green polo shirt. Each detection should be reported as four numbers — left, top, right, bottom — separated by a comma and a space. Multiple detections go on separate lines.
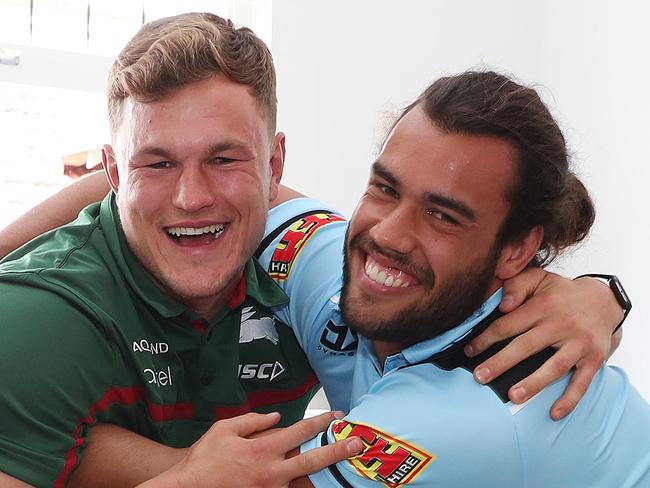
0, 193, 318, 487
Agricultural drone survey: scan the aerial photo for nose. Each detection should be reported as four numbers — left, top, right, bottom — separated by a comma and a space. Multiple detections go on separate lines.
172, 163, 216, 213
368, 203, 417, 255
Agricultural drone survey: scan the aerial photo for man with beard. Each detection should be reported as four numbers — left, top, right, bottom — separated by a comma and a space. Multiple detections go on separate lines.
248, 71, 648, 486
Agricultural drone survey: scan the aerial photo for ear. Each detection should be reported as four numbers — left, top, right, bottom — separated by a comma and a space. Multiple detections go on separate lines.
495, 226, 544, 280
267, 132, 286, 202
102, 145, 120, 193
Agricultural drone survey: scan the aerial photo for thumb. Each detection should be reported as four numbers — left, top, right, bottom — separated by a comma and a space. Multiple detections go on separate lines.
500, 267, 547, 312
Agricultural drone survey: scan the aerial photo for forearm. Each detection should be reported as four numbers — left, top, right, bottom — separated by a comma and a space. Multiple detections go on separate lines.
68, 424, 186, 488
0, 171, 110, 259
0, 471, 33, 487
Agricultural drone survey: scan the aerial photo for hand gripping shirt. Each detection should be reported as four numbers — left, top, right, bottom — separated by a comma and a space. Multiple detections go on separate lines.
259, 197, 650, 487
0, 193, 318, 487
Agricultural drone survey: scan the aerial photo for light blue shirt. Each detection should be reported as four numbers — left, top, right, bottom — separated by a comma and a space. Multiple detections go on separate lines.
260, 197, 650, 487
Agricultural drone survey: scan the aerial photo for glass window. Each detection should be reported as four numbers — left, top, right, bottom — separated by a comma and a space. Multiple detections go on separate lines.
0, 0, 271, 55
0, 0, 31, 44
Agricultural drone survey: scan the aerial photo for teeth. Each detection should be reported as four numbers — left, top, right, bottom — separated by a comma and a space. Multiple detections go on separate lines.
364, 257, 410, 288
167, 224, 225, 238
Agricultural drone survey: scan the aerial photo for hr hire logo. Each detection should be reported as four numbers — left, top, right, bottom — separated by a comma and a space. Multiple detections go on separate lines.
268, 212, 345, 280
332, 420, 435, 486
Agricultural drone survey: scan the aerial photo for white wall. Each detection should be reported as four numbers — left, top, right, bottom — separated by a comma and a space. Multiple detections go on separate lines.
272, 0, 650, 399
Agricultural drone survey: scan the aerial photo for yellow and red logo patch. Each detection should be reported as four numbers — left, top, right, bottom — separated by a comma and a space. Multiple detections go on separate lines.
332, 420, 435, 486
269, 213, 345, 280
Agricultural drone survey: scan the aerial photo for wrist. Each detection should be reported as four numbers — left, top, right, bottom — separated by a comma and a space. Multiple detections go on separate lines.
575, 274, 631, 333
137, 451, 192, 488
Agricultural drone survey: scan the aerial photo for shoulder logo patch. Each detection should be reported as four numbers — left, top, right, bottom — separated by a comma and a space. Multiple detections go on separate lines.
332, 420, 435, 486
268, 212, 345, 280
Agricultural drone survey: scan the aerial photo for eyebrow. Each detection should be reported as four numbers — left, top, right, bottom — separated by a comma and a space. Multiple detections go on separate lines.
424, 192, 476, 221
372, 161, 476, 221
371, 161, 399, 187
131, 140, 254, 163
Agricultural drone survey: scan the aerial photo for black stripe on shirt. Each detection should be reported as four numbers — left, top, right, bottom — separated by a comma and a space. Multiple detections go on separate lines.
254, 209, 335, 259
320, 431, 354, 488
419, 307, 557, 403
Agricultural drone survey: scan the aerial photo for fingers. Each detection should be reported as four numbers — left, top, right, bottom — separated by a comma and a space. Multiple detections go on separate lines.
504, 341, 582, 405
465, 307, 542, 358
472, 325, 555, 384
260, 412, 341, 453
549, 358, 601, 420
500, 267, 548, 312
281, 435, 363, 480
224, 412, 282, 438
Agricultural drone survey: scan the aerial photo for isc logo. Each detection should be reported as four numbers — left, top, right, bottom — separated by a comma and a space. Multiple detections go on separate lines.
238, 361, 285, 381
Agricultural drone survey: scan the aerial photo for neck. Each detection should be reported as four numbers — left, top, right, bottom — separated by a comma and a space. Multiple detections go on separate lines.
181, 273, 243, 320
373, 340, 408, 365
372, 283, 504, 366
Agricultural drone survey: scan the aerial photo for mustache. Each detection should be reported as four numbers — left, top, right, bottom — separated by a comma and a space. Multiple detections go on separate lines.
347, 232, 435, 286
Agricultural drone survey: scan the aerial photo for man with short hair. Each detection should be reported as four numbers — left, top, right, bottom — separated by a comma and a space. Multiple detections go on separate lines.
0, 14, 628, 488
0, 13, 360, 487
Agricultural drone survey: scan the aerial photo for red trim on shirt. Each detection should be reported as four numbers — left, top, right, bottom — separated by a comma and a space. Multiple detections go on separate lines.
148, 402, 195, 422
54, 387, 195, 487
214, 372, 320, 420
228, 270, 247, 309
188, 319, 207, 333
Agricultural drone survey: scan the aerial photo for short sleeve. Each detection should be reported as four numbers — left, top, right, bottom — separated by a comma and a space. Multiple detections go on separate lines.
302, 366, 523, 487
259, 198, 347, 340
0, 280, 117, 486
258, 199, 355, 410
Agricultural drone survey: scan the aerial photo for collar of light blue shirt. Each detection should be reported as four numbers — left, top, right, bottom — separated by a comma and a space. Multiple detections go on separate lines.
380, 288, 504, 374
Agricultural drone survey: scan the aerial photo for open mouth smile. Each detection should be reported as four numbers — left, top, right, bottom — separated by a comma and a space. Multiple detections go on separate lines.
363, 254, 420, 288
165, 224, 227, 246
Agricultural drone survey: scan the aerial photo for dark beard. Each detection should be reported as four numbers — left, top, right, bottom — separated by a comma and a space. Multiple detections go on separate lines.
340, 231, 500, 347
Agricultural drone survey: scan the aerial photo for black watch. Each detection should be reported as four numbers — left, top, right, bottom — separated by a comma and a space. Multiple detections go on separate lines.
576, 274, 632, 334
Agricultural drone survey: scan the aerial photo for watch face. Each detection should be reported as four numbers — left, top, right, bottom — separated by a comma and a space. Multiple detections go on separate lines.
611, 276, 632, 311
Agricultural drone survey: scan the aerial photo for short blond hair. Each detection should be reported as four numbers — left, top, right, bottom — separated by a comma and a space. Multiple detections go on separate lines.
107, 12, 277, 136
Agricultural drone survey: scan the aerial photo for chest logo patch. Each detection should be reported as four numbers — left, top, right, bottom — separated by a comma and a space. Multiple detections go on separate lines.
332, 420, 435, 486
239, 307, 278, 345
268, 212, 345, 281
320, 320, 358, 354
238, 361, 285, 381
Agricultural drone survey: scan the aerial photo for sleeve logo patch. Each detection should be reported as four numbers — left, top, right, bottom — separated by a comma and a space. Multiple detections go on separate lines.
268, 213, 345, 280
332, 420, 435, 486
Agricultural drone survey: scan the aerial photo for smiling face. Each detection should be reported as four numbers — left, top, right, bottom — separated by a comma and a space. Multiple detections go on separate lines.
341, 105, 519, 350
104, 75, 283, 318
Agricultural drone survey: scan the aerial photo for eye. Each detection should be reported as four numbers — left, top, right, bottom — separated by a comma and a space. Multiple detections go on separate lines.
148, 161, 174, 169
372, 182, 399, 199
427, 209, 459, 225
211, 157, 237, 165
